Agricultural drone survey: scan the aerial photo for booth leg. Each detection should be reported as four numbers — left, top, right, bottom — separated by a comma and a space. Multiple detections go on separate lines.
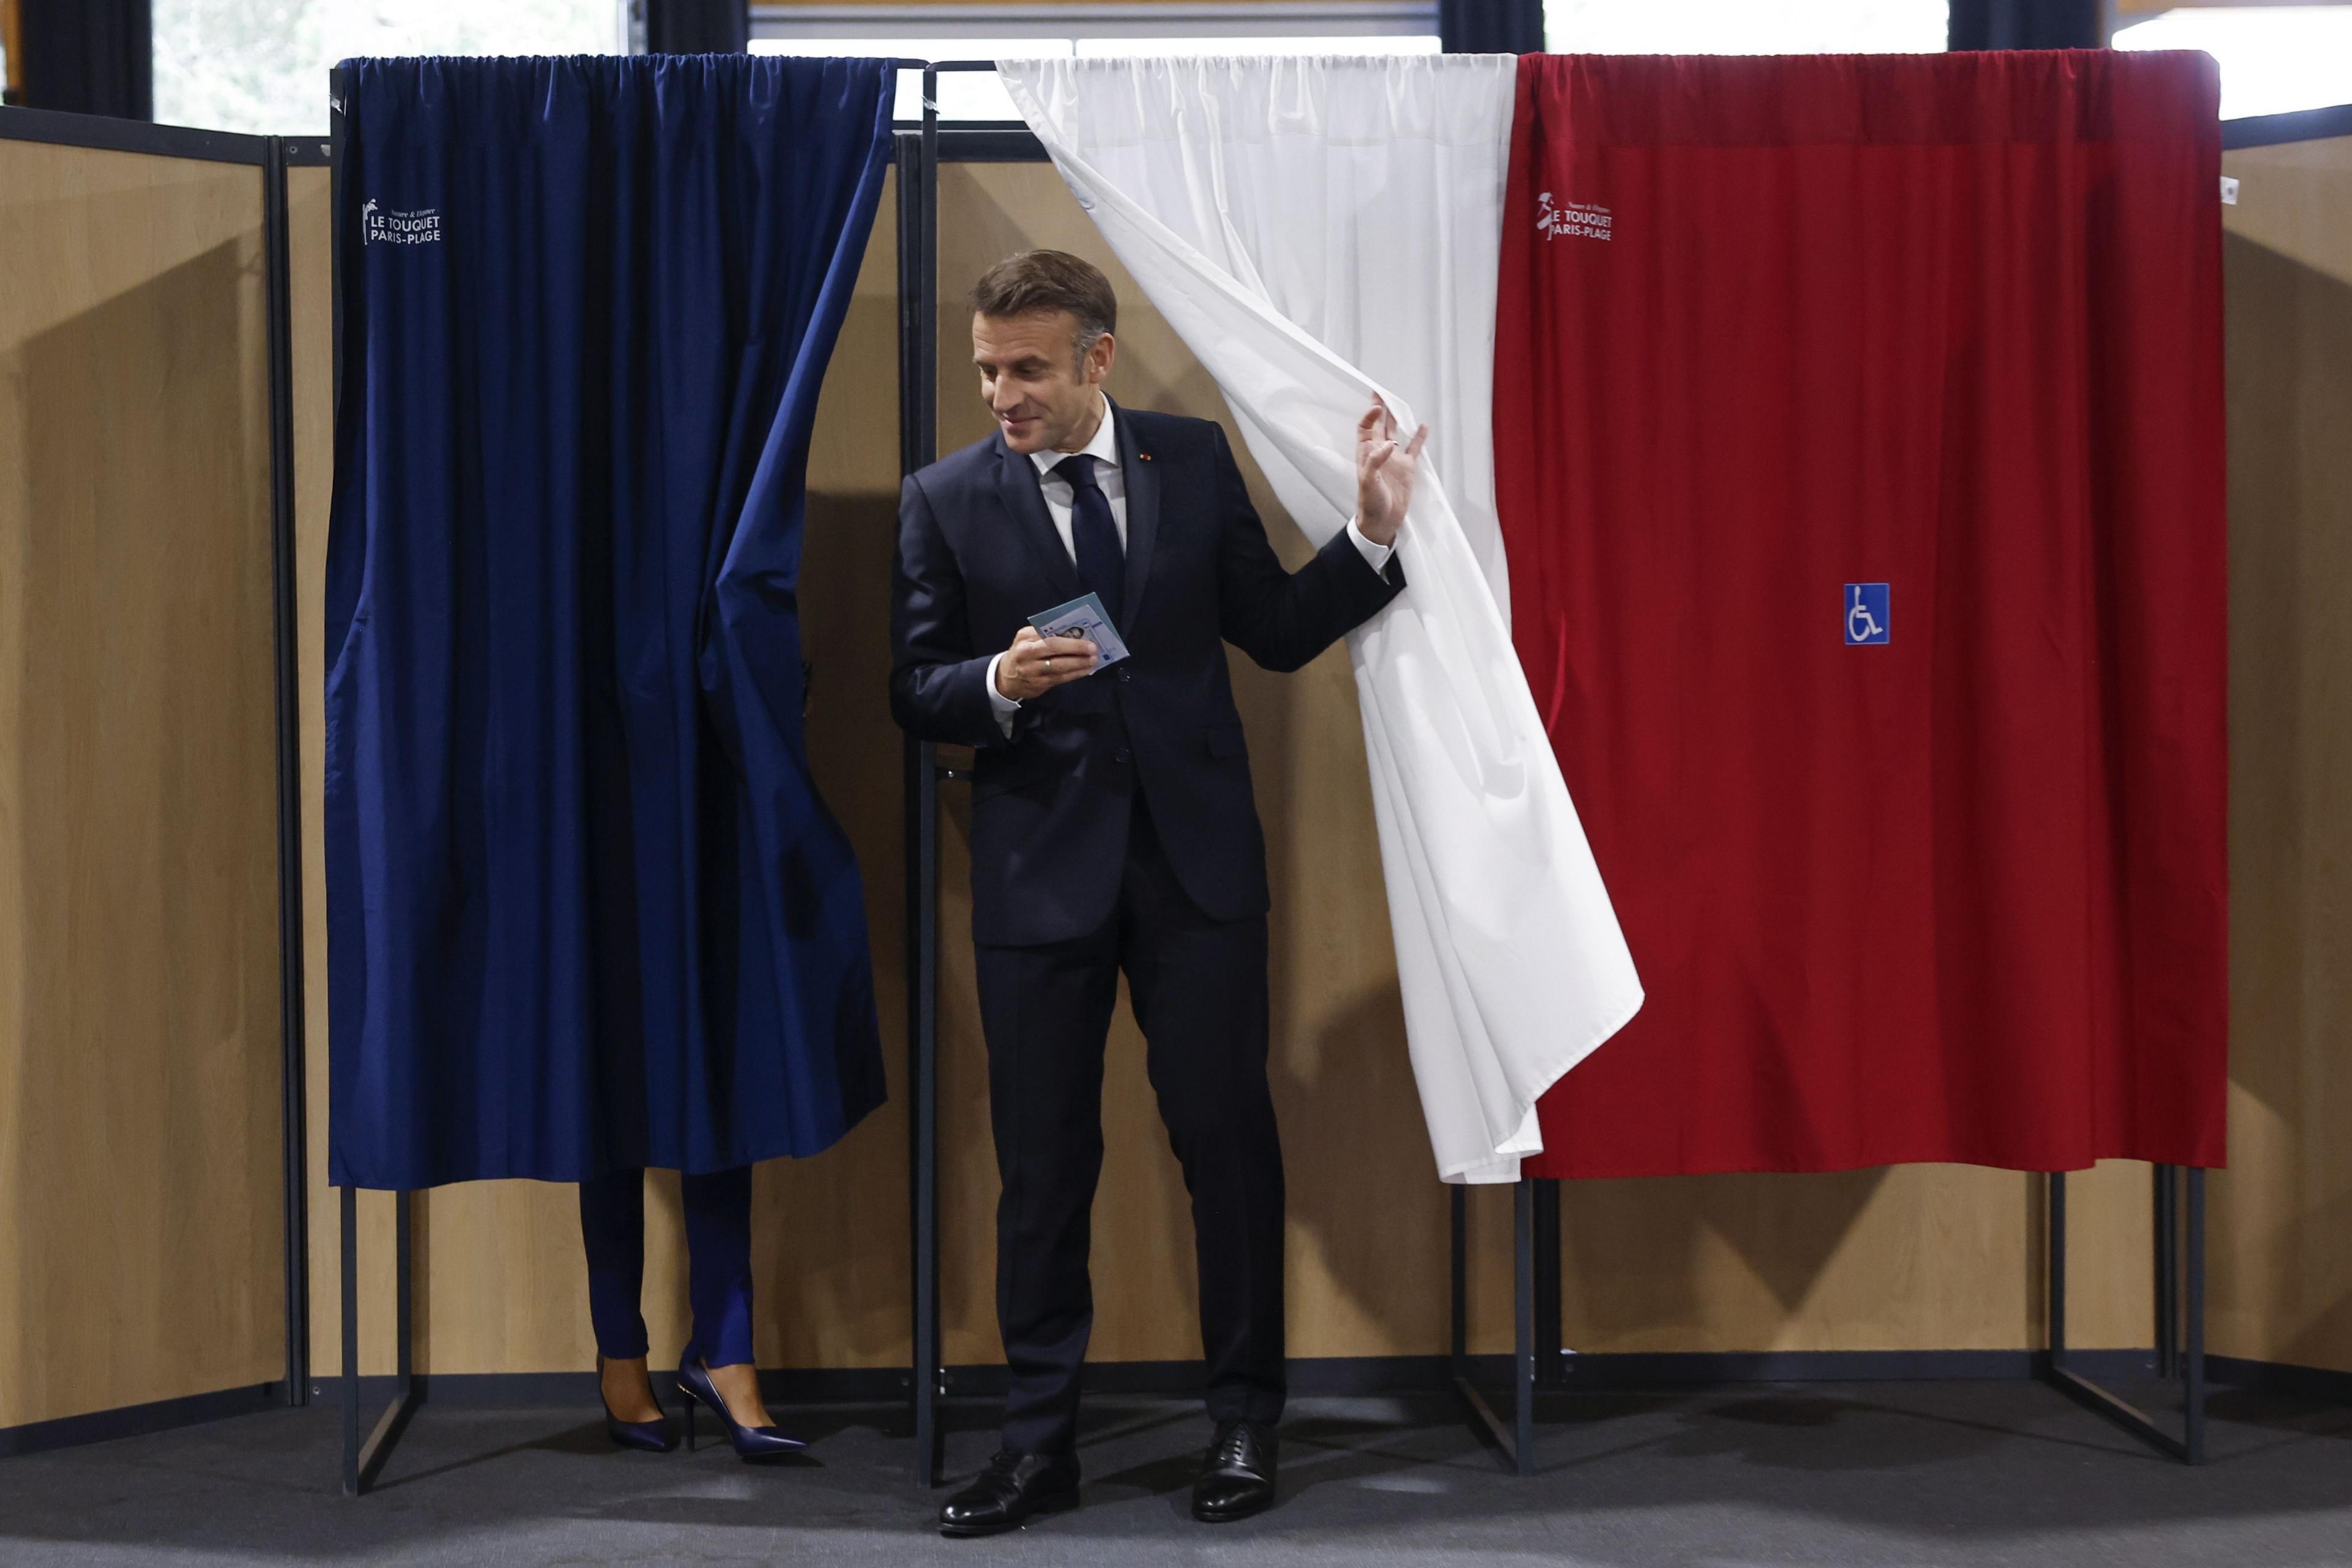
1513, 1177, 1537, 1472
2040, 1168, 2206, 1463
2184, 1169, 2207, 1464
339, 1188, 357, 1494
2155, 1164, 2179, 1381
1450, 1179, 1538, 1475
1449, 1183, 1468, 1366
1534, 1178, 1564, 1388
341, 1188, 421, 1496
2049, 1170, 2067, 1359
906, 729, 943, 1488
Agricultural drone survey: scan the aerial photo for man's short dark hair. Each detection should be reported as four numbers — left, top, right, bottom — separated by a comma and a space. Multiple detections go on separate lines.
971, 250, 1118, 368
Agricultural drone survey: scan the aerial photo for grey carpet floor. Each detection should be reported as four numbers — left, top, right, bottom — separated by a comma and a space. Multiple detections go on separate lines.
3, 1381, 2350, 1566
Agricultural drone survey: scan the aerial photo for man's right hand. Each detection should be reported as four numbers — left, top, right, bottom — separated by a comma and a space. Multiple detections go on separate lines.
995, 625, 1101, 703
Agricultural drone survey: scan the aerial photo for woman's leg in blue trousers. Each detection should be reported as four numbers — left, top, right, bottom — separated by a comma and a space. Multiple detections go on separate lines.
681, 1165, 756, 1368
579, 1168, 652, 1359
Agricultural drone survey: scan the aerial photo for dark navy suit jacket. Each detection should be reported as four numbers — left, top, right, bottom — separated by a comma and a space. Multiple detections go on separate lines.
889, 402, 1406, 946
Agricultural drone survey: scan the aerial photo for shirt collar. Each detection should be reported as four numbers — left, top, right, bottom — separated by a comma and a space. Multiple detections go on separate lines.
1029, 394, 1118, 478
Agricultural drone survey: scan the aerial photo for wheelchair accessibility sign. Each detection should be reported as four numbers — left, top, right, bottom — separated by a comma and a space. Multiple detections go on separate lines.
1845, 583, 1890, 646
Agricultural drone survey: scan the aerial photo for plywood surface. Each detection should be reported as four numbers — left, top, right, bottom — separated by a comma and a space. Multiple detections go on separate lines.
2211, 135, 2352, 1376
0, 141, 283, 1427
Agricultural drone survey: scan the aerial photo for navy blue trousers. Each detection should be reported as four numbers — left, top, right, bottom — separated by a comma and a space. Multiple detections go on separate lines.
577, 1167, 756, 1368
974, 798, 1285, 1456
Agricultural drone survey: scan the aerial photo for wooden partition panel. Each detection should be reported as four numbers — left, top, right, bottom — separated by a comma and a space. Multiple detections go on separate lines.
2212, 134, 2352, 1376
0, 140, 283, 1427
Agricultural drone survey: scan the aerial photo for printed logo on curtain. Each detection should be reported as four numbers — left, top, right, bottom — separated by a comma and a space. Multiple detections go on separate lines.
360, 197, 443, 246
1536, 193, 1611, 241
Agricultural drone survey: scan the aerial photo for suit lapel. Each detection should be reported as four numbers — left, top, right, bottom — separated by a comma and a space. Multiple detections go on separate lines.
1114, 400, 1161, 633
993, 435, 1084, 603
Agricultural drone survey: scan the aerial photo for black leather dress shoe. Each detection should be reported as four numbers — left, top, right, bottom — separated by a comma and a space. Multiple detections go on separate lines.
1193, 1421, 1278, 1523
938, 1449, 1082, 1537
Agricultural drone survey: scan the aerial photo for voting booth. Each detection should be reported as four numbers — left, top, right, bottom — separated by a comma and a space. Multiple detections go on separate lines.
5, 70, 2352, 1497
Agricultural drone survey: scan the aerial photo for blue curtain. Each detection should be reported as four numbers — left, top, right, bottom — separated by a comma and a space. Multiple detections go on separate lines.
325, 56, 894, 1189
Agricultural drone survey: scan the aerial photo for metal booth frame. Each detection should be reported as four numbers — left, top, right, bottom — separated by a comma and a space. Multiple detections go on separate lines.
1442, 1169, 2211, 1476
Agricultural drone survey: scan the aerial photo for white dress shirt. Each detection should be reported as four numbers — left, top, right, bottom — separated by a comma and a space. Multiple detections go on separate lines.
987, 395, 1394, 729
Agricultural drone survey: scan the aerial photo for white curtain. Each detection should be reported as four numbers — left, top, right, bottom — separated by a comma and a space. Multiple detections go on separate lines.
1001, 55, 1643, 1183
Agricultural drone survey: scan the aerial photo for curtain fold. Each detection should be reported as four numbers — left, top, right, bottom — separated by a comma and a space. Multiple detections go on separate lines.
325, 55, 893, 1189
1499, 51, 2228, 1177
1002, 55, 1643, 1184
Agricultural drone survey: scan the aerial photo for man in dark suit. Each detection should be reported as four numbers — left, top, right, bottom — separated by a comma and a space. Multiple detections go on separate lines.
891, 251, 1423, 1535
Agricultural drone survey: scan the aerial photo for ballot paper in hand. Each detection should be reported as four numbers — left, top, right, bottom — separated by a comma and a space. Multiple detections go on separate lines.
1027, 592, 1131, 671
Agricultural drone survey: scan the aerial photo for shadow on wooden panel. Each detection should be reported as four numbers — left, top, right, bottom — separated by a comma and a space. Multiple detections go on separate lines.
747, 173, 913, 1374
3, 236, 282, 1425
2216, 203, 2352, 1374
1558, 1171, 1885, 1348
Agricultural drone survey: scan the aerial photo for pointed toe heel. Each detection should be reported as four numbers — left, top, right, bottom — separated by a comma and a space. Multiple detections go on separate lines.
676, 1354, 807, 1462
595, 1355, 678, 1454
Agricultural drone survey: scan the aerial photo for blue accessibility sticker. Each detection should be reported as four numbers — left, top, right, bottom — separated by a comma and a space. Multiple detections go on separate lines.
1844, 583, 1890, 646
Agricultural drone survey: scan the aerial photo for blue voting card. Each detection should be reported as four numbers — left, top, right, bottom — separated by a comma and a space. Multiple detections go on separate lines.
1028, 591, 1131, 671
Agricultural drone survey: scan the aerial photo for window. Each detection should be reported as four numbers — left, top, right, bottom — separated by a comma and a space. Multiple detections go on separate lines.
1543, 0, 1945, 54
2114, 6, 2352, 121
750, 4, 1439, 120
153, 0, 627, 135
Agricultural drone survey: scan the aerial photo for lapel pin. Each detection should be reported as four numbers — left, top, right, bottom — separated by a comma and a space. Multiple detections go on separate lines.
1139, 451, 1152, 461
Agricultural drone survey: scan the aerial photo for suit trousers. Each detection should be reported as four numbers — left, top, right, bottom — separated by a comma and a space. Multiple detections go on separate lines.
976, 793, 1286, 1456
578, 1165, 755, 1368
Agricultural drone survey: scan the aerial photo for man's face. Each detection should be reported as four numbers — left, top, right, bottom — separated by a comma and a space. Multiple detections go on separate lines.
973, 309, 1114, 454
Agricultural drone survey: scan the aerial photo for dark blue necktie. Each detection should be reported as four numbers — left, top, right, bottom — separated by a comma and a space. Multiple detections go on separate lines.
1054, 454, 1125, 628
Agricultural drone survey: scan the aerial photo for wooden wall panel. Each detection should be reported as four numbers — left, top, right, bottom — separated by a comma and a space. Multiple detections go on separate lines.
762, 176, 915, 1372
0, 141, 282, 1426
2212, 135, 2352, 1376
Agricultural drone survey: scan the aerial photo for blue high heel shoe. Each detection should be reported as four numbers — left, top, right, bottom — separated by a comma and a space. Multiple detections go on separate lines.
676, 1355, 807, 1461
597, 1354, 677, 1453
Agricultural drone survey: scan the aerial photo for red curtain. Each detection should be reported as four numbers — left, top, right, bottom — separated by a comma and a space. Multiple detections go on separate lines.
1495, 51, 2227, 1177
